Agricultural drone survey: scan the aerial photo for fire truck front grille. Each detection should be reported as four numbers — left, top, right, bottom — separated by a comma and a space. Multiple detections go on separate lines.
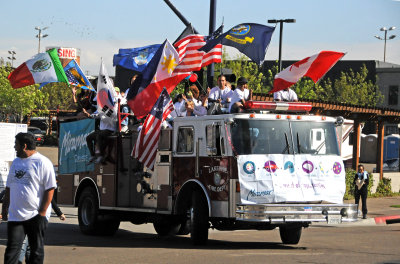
236, 203, 358, 223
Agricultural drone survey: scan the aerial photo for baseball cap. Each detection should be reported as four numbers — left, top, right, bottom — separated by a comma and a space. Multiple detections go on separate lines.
114, 87, 120, 93
237, 77, 248, 85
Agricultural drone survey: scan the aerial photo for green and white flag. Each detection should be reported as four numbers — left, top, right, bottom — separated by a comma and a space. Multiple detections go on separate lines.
8, 48, 69, 89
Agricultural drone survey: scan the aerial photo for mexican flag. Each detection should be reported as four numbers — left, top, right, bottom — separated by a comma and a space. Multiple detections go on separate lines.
8, 48, 69, 89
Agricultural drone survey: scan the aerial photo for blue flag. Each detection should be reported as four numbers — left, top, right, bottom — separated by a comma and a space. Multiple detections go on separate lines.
200, 23, 275, 65
64, 59, 94, 91
113, 44, 161, 72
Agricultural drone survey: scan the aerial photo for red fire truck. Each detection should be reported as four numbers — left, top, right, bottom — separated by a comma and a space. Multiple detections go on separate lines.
57, 101, 357, 245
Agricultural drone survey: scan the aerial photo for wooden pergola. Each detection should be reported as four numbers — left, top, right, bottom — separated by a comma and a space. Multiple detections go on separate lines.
253, 93, 400, 180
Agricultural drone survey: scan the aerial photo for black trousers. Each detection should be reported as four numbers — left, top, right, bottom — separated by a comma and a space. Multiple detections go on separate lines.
354, 186, 368, 215
4, 214, 48, 264
86, 129, 113, 157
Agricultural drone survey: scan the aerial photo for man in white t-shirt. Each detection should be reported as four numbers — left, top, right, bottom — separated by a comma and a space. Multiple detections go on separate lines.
1, 132, 56, 264
273, 88, 298, 102
208, 74, 233, 108
229, 77, 251, 113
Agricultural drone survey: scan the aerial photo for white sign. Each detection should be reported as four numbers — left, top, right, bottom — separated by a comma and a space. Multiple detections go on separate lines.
0, 161, 9, 190
237, 154, 345, 204
0, 123, 27, 161
0, 123, 27, 191
57, 48, 77, 59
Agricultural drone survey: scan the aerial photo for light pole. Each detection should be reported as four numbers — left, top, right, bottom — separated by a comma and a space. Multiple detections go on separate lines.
7, 50, 16, 67
35, 26, 49, 54
374, 26, 396, 62
267, 19, 296, 71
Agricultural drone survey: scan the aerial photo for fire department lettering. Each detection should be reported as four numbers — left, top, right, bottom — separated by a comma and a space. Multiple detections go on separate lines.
208, 166, 227, 173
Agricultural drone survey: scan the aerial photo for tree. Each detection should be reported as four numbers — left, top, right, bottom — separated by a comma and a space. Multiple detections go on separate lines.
39, 82, 76, 110
221, 51, 268, 93
290, 64, 382, 107
0, 66, 47, 122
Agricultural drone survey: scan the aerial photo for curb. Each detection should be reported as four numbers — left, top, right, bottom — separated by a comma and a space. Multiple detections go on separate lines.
374, 215, 400, 224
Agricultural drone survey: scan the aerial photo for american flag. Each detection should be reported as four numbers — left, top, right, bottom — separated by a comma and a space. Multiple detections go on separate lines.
132, 88, 174, 170
173, 34, 222, 73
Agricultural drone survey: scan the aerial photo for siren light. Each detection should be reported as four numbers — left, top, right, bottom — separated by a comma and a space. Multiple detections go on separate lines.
244, 101, 312, 112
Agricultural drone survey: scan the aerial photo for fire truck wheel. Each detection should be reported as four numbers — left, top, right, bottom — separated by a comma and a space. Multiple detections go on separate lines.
279, 225, 302, 244
78, 187, 102, 235
190, 191, 209, 245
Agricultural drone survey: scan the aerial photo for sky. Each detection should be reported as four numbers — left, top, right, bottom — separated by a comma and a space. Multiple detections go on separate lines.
1, 0, 399, 76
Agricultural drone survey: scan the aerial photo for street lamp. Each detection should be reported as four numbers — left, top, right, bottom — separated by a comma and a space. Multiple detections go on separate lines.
7, 50, 16, 67
268, 19, 296, 71
35, 26, 49, 54
374, 26, 396, 62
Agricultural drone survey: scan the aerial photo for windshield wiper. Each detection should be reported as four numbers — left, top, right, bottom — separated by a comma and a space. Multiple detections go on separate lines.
297, 133, 301, 154
282, 132, 291, 154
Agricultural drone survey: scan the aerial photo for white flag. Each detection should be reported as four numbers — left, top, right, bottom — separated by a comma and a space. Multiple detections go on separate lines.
97, 59, 118, 123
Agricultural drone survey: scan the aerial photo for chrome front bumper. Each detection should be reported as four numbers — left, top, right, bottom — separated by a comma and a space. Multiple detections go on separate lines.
236, 203, 358, 223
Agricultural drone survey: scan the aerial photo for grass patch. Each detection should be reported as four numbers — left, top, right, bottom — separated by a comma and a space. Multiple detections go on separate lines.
390, 205, 400, 208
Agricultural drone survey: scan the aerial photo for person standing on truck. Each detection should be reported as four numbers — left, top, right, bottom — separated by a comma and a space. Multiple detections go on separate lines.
229, 77, 251, 113
86, 111, 117, 164
353, 164, 369, 219
208, 74, 233, 109
0, 132, 56, 264
273, 87, 298, 102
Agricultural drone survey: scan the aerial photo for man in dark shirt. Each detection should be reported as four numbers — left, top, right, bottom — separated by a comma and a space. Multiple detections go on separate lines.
353, 164, 369, 219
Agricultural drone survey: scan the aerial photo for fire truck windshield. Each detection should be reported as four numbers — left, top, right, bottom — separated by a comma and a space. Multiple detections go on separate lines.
230, 119, 340, 156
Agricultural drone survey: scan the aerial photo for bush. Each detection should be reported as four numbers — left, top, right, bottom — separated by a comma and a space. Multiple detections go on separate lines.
344, 168, 374, 200
375, 177, 392, 196
344, 168, 356, 200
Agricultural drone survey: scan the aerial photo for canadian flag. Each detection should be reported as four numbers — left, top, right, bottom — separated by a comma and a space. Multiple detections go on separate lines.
270, 51, 345, 94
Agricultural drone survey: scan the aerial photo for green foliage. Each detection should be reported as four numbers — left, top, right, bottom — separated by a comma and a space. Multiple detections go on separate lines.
221, 52, 268, 93
344, 168, 356, 200
40, 82, 75, 110
0, 66, 76, 123
375, 177, 392, 196
0, 66, 47, 122
321, 65, 383, 106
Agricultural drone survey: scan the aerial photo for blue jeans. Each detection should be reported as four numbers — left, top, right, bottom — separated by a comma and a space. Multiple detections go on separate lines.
19, 236, 29, 263
4, 214, 48, 264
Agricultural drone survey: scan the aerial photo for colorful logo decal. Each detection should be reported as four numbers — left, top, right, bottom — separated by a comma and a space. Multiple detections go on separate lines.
318, 162, 326, 174
264, 160, 278, 173
230, 24, 250, 35
333, 162, 342, 174
243, 161, 255, 174
302, 160, 314, 174
284, 161, 295, 173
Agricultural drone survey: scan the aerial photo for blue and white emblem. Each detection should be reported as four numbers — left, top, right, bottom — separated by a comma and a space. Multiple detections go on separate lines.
134, 50, 149, 65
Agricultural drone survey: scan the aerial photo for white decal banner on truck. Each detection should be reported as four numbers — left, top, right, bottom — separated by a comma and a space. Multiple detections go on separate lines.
237, 154, 345, 204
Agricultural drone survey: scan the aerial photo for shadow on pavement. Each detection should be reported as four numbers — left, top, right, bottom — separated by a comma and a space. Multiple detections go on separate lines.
0, 222, 305, 251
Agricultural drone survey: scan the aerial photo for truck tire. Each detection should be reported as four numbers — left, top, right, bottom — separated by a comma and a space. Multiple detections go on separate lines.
190, 191, 209, 245
279, 225, 302, 244
78, 187, 103, 235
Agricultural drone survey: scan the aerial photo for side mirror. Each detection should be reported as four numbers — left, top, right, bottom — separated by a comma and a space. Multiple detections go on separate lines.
335, 116, 344, 127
